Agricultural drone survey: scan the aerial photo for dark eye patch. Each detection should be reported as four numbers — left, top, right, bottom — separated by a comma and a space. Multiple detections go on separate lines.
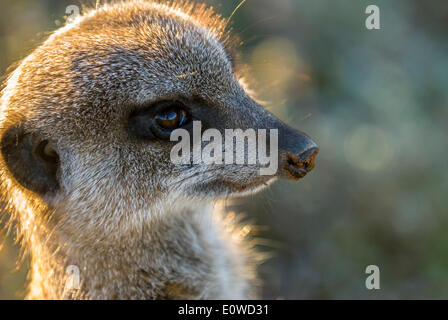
128, 97, 233, 142
128, 100, 191, 140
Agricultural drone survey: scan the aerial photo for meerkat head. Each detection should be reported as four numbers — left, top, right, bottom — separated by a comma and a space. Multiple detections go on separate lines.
0, 0, 317, 240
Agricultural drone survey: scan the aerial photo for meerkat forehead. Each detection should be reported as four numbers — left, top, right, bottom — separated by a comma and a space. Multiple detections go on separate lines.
2, 0, 239, 141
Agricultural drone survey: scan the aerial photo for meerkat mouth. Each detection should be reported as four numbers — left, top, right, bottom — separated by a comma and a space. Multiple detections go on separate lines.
223, 177, 274, 192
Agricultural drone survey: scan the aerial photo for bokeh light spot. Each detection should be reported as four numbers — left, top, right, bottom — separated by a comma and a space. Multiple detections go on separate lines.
250, 37, 301, 98
344, 124, 393, 171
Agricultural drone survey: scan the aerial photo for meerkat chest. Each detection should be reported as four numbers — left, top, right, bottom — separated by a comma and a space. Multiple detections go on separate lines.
136, 212, 250, 299
76, 209, 252, 299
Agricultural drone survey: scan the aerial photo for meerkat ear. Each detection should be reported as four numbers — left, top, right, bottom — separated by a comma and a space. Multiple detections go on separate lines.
1, 125, 60, 195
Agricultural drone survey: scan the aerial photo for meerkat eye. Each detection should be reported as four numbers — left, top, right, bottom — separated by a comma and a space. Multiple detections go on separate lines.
154, 107, 188, 131
128, 101, 191, 140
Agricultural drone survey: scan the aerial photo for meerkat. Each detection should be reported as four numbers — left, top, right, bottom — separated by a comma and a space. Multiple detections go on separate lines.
0, 0, 318, 299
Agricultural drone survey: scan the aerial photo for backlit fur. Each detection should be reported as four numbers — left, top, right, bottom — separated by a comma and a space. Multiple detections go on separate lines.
0, 0, 272, 299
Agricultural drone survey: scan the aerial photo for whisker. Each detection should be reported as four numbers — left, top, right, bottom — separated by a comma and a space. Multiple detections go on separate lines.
238, 15, 279, 35
226, 0, 248, 27
170, 167, 223, 188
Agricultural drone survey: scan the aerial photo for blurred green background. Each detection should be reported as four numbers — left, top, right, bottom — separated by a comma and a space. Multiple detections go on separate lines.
0, 0, 447, 299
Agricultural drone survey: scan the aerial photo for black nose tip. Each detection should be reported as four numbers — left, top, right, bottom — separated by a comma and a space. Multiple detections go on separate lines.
281, 147, 319, 180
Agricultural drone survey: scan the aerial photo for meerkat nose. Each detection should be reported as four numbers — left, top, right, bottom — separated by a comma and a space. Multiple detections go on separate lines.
280, 142, 319, 181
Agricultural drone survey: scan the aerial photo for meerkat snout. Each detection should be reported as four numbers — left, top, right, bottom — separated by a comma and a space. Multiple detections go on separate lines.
0, 0, 317, 299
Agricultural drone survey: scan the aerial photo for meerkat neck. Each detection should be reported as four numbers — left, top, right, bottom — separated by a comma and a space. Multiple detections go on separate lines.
25, 202, 253, 299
